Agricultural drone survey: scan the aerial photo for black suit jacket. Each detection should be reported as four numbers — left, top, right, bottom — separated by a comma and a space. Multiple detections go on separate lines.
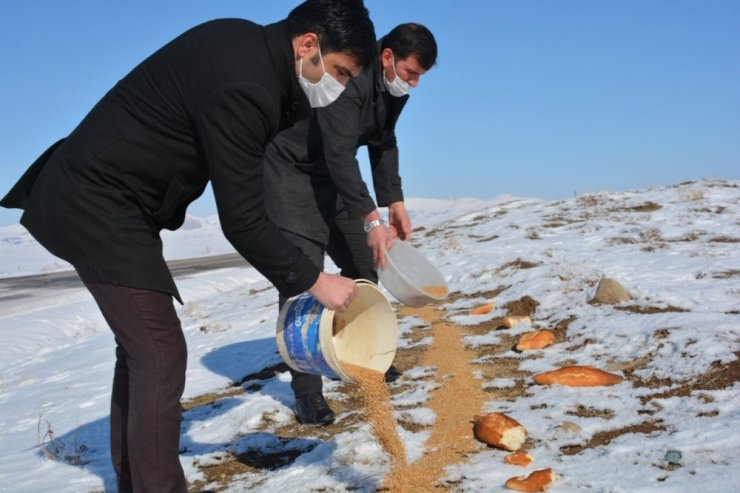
1, 19, 319, 302
264, 51, 408, 243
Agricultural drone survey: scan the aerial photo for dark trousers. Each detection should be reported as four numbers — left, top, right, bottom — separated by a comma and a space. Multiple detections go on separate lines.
280, 212, 378, 399
80, 273, 187, 493
327, 209, 378, 284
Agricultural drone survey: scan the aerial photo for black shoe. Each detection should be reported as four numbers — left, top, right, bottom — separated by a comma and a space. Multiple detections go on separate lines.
385, 365, 402, 383
294, 392, 335, 426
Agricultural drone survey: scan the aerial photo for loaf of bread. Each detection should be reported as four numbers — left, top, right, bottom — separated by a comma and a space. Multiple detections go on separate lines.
473, 413, 527, 451
504, 450, 534, 467
516, 330, 555, 351
533, 366, 623, 386
470, 303, 494, 315
505, 468, 557, 492
503, 315, 532, 328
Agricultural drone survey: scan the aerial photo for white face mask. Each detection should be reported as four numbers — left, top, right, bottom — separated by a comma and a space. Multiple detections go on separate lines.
383, 53, 410, 97
298, 47, 346, 108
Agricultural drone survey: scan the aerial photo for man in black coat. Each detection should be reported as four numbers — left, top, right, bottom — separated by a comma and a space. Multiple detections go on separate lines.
1, 1, 375, 491
264, 23, 437, 426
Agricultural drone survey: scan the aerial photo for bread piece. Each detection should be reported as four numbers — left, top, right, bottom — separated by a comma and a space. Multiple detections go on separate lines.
503, 315, 532, 328
470, 303, 494, 315
504, 451, 534, 467
533, 366, 623, 387
505, 468, 557, 492
516, 330, 555, 351
473, 413, 527, 451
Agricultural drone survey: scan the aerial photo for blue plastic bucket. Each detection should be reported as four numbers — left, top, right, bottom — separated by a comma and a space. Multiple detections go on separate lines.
276, 280, 398, 382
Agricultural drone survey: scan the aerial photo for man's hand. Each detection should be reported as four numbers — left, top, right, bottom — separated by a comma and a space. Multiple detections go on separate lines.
388, 201, 412, 240
308, 272, 359, 312
367, 223, 393, 270
363, 209, 393, 270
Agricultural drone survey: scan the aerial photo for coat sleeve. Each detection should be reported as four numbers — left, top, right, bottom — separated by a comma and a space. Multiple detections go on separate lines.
315, 90, 378, 219
196, 84, 320, 297
367, 135, 404, 207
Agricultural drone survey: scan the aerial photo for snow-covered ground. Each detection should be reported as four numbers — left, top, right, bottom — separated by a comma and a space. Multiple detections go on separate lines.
0, 180, 738, 492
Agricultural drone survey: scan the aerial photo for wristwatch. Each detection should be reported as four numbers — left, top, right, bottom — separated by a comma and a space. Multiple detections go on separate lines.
363, 218, 384, 233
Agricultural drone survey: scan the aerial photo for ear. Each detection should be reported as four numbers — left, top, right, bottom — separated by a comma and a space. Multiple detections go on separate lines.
293, 33, 319, 60
380, 48, 394, 70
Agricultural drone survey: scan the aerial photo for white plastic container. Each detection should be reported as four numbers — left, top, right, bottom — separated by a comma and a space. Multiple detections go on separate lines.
276, 280, 398, 382
378, 239, 449, 307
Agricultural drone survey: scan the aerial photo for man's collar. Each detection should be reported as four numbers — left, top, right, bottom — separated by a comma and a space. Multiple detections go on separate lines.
264, 20, 311, 121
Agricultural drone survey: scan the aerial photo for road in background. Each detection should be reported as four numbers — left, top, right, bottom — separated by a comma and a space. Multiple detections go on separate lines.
0, 253, 246, 307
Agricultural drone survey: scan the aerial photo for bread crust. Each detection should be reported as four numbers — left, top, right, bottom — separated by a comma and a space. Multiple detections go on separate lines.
504, 450, 534, 467
505, 468, 556, 492
516, 330, 555, 351
533, 366, 623, 386
470, 303, 494, 315
473, 413, 527, 451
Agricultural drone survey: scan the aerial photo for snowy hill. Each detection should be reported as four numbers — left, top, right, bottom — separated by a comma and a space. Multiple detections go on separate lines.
0, 179, 737, 492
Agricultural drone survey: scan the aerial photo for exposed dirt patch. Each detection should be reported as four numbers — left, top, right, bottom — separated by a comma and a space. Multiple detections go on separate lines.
615, 305, 689, 314
576, 195, 602, 207
560, 421, 666, 455
248, 285, 273, 295
608, 236, 639, 245
541, 214, 569, 224
697, 410, 720, 418
498, 259, 541, 271
463, 317, 509, 333
709, 236, 739, 243
182, 387, 244, 412
713, 269, 740, 279
503, 295, 539, 316
468, 287, 510, 300
627, 202, 662, 212
564, 338, 596, 352
182, 358, 291, 411
607, 354, 653, 374
191, 436, 319, 491
192, 456, 252, 490
473, 234, 499, 242
705, 181, 738, 189
444, 287, 508, 304
547, 316, 575, 343
653, 327, 674, 339
638, 353, 740, 403
463, 214, 490, 227
234, 441, 314, 470
424, 228, 442, 238
565, 405, 615, 419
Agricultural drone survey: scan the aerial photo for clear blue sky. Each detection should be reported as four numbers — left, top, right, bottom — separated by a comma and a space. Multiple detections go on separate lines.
1, 0, 738, 227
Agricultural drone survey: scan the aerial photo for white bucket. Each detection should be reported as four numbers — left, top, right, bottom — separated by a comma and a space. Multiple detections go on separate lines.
378, 239, 449, 307
275, 280, 398, 382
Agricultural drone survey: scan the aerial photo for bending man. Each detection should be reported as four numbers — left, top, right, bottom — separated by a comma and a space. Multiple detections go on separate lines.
265, 23, 438, 426
1, 1, 376, 491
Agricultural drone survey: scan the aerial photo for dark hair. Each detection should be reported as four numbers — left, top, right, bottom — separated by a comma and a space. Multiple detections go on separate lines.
380, 23, 437, 70
287, 0, 377, 70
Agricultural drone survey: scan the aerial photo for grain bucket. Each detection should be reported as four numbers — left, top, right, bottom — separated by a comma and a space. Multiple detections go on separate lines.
276, 280, 398, 382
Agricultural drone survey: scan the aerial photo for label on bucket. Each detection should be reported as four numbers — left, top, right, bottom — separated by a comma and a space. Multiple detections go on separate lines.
282, 293, 339, 379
